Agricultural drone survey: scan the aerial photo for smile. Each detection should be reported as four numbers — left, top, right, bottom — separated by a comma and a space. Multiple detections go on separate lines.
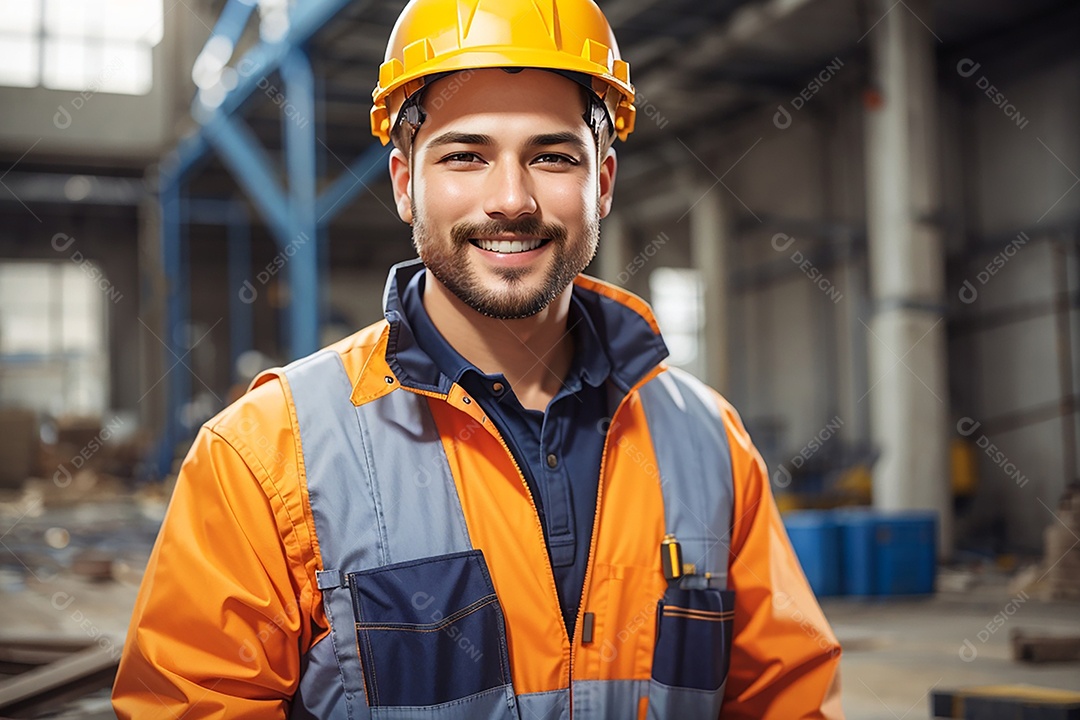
470, 237, 549, 254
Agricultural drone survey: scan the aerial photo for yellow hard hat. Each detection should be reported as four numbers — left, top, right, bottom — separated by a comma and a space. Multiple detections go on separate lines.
370, 0, 636, 145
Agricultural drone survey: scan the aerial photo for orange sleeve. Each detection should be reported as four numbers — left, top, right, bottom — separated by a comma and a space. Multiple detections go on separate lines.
112, 378, 322, 719
718, 398, 844, 719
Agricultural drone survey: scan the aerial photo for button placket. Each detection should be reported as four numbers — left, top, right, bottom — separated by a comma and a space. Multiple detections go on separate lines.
542, 414, 574, 543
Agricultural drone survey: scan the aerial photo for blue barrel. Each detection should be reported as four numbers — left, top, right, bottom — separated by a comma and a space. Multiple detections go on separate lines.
783, 511, 842, 597
834, 509, 937, 597
834, 510, 877, 597
874, 511, 937, 595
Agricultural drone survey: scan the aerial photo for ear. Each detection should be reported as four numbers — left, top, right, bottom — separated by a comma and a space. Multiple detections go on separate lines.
388, 147, 413, 223
598, 146, 618, 219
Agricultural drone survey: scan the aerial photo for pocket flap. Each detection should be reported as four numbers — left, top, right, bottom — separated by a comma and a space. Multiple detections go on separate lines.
349, 550, 496, 625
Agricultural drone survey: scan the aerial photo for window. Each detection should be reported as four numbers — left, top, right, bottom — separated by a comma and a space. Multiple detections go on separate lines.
0, 261, 110, 416
0, 0, 163, 94
650, 267, 704, 378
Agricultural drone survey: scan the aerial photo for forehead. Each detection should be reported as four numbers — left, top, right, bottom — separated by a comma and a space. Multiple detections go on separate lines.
417, 69, 587, 141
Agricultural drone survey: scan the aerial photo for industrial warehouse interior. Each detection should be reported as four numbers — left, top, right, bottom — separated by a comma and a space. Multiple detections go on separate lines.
1, 0, 1079, 717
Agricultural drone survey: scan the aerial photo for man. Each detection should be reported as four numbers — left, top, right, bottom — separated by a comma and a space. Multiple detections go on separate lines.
114, 0, 843, 717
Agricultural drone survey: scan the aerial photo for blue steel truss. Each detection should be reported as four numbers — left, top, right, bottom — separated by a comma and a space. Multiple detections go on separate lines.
153, 0, 390, 478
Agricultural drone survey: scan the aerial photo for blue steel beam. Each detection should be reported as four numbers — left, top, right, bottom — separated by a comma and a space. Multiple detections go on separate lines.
183, 197, 244, 225
156, 175, 189, 478
227, 215, 254, 379
204, 0, 257, 51
163, 132, 211, 185
183, 198, 254, 379
151, 0, 386, 474
193, 0, 372, 122
315, 142, 392, 222
203, 115, 293, 247
281, 48, 320, 358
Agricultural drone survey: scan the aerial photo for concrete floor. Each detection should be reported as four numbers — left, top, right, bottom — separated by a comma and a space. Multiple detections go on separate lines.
2, 496, 1079, 718
827, 583, 1080, 719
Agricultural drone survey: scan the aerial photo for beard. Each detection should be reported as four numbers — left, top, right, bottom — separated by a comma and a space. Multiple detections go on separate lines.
412, 208, 599, 319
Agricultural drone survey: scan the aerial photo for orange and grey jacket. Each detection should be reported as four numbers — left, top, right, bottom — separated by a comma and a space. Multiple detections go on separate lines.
113, 261, 843, 719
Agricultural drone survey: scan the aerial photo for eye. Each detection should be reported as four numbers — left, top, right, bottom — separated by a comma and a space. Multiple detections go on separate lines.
438, 151, 485, 166
533, 153, 579, 167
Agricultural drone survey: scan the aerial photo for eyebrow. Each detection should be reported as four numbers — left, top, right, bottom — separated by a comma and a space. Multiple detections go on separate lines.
426, 132, 494, 148
527, 132, 588, 156
424, 130, 588, 156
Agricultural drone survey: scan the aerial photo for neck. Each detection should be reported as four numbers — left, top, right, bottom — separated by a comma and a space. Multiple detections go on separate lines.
421, 269, 575, 412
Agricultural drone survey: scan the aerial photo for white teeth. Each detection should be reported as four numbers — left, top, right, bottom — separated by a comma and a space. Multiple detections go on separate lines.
477, 237, 543, 253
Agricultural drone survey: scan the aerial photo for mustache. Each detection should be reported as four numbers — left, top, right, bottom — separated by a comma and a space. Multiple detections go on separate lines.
450, 217, 568, 247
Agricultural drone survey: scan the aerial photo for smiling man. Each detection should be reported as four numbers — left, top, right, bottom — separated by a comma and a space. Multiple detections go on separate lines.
114, 1, 843, 718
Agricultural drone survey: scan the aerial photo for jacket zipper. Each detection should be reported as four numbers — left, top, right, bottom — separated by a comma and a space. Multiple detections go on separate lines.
568, 413, 613, 718
429, 367, 665, 719
568, 367, 665, 718
486, 423, 572, 639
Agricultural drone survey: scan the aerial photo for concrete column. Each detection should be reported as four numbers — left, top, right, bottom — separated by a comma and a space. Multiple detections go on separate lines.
690, 186, 731, 393
598, 211, 632, 286
864, 0, 952, 554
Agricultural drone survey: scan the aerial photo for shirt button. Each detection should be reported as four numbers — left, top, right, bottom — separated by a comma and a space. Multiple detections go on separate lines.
492, 382, 504, 393
546, 453, 558, 469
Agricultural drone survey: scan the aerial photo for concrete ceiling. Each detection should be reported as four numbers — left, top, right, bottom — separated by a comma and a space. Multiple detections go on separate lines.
192, 0, 1077, 239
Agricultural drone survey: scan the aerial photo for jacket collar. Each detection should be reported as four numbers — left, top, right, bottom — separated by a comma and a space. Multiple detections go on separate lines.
382, 258, 669, 395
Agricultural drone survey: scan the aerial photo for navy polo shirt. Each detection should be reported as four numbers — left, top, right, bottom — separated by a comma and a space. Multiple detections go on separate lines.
401, 270, 614, 638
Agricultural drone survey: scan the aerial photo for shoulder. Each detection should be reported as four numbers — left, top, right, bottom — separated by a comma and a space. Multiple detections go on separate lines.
206, 319, 391, 466
640, 366, 757, 456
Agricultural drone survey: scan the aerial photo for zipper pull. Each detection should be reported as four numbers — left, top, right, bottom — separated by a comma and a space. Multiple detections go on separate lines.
581, 612, 595, 644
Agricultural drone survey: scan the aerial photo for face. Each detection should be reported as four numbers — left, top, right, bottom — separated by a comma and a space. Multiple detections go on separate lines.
389, 69, 617, 319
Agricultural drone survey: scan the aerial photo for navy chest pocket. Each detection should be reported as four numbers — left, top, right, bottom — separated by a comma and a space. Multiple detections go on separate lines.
347, 550, 517, 716
647, 586, 734, 719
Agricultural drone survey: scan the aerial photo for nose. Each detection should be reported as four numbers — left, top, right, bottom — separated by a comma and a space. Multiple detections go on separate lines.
482, 158, 538, 219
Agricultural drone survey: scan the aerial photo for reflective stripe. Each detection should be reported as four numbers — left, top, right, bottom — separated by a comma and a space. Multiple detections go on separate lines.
574, 680, 648, 718
290, 636, 351, 720
285, 351, 736, 717
516, 690, 566, 720
646, 679, 726, 720
639, 367, 734, 588
285, 350, 472, 719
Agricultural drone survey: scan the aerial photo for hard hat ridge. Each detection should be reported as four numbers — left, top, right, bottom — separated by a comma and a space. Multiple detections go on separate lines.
371, 0, 636, 145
